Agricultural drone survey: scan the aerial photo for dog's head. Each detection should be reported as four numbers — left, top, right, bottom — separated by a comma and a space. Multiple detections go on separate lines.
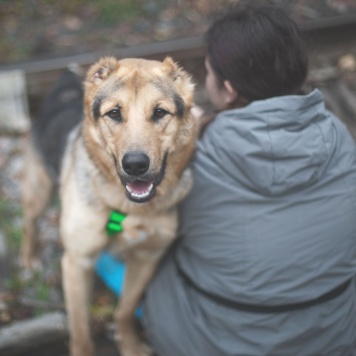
83, 57, 198, 204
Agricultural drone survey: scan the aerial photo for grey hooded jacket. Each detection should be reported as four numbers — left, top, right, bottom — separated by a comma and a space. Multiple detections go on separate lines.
143, 89, 356, 356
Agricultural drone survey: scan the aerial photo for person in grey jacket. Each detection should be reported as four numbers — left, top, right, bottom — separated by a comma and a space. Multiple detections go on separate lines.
142, 5, 356, 356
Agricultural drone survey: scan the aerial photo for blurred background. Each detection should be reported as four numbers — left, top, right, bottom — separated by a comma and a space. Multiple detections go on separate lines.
0, 0, 355, 64
0, 0, 356, 355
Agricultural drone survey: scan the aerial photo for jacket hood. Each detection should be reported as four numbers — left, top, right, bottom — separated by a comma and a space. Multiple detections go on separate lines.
200, 89, 333, 195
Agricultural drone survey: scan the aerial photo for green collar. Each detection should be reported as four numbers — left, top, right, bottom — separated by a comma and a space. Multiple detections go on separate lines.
106, 210, 126, 236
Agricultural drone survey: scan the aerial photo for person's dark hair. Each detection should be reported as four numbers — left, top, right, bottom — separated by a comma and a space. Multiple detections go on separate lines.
206, 6, 308, 102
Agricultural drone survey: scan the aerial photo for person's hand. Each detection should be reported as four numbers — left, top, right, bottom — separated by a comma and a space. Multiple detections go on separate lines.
191, 105, 204, 120
191, 106, 216, 136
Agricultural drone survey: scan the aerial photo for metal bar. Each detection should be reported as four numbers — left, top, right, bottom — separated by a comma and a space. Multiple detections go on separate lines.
0, 36, 205, 74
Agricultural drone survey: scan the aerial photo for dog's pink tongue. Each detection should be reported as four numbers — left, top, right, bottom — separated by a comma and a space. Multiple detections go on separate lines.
127, 181, 152, 194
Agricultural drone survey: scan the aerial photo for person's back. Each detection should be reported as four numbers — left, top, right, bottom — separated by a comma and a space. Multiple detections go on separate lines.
143, 5, 356, 356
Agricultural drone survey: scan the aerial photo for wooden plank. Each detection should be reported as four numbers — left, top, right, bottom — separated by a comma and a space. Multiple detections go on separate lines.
0, 312, 69, 356
0, 36, 205, 75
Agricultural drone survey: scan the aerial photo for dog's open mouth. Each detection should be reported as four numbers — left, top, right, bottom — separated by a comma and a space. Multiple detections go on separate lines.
125, 180, 155, 203
117, 153, 167, 204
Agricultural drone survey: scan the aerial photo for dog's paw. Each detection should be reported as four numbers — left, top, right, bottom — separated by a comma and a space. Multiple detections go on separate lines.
71, 342, 95, 356
118, 339, 154, 356
115, 327, 154, 356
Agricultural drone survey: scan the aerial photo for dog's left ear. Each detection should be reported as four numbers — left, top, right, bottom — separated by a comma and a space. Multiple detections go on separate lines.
162, 57, 194, 101
162, 57, 181, 80
162, 57, 193, 83
86, 57, 119, 84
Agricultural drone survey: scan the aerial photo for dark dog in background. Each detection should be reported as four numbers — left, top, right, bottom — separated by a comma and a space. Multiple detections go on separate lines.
21, 69, 83, 270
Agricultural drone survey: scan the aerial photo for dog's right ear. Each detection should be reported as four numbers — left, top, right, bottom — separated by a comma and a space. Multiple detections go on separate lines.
86, 57, 119, 84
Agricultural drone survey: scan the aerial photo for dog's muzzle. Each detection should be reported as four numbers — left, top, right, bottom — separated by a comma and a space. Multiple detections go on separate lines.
120, 151, 166, 203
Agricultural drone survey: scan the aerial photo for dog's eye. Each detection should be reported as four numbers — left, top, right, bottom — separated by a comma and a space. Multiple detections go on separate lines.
152, 108, 169, 121
106, 109, 122, 121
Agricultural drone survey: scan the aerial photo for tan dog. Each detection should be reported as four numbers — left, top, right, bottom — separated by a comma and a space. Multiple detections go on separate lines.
22, 57, 198, 356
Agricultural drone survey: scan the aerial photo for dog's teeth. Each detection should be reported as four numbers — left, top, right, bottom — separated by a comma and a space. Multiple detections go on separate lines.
132, 191, 149, 198
129, 183, 154, 199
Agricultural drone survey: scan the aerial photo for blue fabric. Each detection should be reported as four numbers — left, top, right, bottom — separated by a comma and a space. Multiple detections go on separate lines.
95, 251, 142, 319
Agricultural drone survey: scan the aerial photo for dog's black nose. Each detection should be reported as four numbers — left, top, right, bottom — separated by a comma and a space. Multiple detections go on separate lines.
122, 152, 150, 176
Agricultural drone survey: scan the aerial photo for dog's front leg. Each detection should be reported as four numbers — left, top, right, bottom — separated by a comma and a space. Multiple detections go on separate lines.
115, 213, 177, 356
115, 249, 165, 356
62, 252, 95, 356
60, 171, 108, 356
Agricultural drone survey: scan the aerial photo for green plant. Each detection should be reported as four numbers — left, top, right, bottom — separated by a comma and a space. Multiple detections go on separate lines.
0, 197, 23, 252
95, 0, 143, 24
